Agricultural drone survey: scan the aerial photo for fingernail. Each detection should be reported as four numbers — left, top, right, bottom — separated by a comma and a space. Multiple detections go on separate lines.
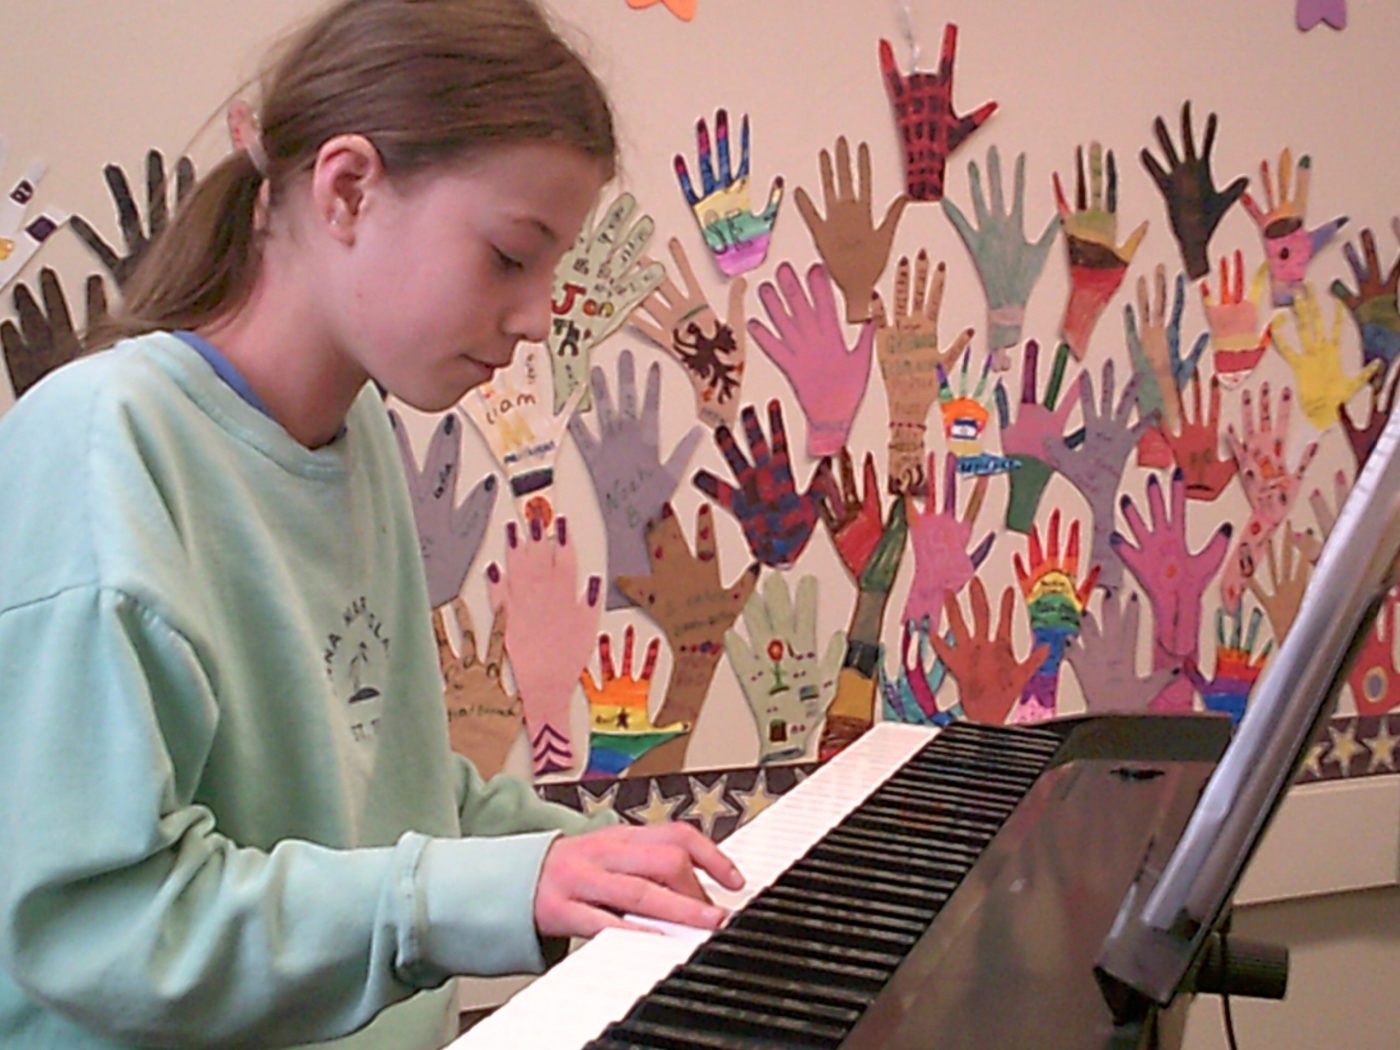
705, 906, 725, 927
557, 517, 568, 544
530, 518, 542, 541
486, 563, 501, 584
506, 522, 518, 548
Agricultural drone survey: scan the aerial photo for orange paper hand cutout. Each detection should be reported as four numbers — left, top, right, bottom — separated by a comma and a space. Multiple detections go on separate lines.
627, 0, 696, 21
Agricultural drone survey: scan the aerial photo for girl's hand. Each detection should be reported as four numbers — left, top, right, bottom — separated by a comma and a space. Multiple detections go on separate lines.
534, 823, 745, 939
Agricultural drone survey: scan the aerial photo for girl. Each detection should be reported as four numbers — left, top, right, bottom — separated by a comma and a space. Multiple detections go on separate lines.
0, 1, 741, 1047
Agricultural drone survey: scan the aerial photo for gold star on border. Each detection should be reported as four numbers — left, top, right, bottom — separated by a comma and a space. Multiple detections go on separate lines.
626, 780, 686, 826
1301, 740, 1327, 779
577, 782, 621, 820
684, 775, 739, 838
732, 769, 780, 827
1365, 719, 1399, 773
1327, 721, 1365, 773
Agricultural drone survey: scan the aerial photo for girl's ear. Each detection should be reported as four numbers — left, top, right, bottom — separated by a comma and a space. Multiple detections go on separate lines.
309, 134, 384, 244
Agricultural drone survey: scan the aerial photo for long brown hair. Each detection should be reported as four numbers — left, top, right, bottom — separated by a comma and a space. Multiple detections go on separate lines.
90, 0, 615, 348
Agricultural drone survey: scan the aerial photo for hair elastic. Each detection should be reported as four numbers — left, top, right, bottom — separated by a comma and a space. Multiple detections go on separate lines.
226, 100, 268, 177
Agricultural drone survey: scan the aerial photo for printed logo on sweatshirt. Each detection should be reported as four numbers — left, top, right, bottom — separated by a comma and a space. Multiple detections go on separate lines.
323, 595, 392, 742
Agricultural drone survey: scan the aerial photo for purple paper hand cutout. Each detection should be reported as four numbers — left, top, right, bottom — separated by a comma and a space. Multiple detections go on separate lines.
749, 261, 875, 457
1111, 469, 1232, 713
1297, 0, 1346, 30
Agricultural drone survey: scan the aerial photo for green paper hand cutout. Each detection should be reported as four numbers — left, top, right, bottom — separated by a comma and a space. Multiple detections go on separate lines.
1270, 282, 1380, 430
725, 574, 845, 764
549, 192, 664, 412
795, 136, 907, 323
1221, 383, 1318, 612
617, 503, 761, 776
994, 339, 1083, 533
943, 146, 1058, 356
872, 250, 974, 493
631, 236, 747, 430
1331, 226, 1400, 376
937, 345, 996, 459
1067, 593, 1181, 715
435, 598, 522, 781
568, 349, 704, 609
2, 267, 107, 399
1140, 102, 1248, 280
1054, 142, 1148, 361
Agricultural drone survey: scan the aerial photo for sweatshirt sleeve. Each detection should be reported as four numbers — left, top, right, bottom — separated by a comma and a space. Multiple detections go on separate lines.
0, 587, 562, 1049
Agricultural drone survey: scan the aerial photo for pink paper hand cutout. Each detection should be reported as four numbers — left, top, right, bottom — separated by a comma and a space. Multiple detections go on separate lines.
1220, 383, 1319, 611
878, 26, 997, 203
1111, 469, 1233, 712
487, 517, 603, 776
1242, 150, 1347, 307
749, 261, 875, 457
1297, 0, 1346, 30
903, 452, 994, 631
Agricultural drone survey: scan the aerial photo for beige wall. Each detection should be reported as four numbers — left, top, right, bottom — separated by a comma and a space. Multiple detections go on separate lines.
5, 1, 1399, 1044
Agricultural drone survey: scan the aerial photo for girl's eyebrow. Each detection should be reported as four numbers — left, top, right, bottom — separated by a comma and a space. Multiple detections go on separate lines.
508, 215, 559, 245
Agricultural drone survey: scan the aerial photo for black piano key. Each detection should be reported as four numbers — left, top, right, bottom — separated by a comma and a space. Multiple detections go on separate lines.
730, 902, 919, 955
628, 986, 849, 1047
756, 885, 932, 935
820, 825, 983, 867
722, 917, 908, 971
659, 973, 863, 1027
774, 864, 952, 915
842, 809, 1000, 849
702, 928, 900, 987
593, 1016, 784, 1050
681, 960, 874, 1013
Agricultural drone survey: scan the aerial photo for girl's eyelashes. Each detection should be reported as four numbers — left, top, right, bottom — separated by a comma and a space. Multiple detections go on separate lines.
492, 246, 525, 273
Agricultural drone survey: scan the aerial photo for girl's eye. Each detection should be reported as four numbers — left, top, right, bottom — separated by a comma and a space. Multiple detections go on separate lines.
493, 247, 525, 273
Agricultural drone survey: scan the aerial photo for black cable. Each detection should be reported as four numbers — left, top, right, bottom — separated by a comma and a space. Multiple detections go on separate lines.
1219, 928, 1240, 1050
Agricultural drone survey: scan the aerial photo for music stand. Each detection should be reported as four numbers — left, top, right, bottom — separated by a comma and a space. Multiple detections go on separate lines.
1095, 399, 1400, 1024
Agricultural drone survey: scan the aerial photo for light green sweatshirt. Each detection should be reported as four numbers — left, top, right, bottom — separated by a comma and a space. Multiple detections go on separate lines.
0, 333, 603, 1049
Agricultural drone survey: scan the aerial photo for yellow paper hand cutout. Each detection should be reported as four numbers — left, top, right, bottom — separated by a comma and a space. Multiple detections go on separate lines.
1270, 283, 1380, 429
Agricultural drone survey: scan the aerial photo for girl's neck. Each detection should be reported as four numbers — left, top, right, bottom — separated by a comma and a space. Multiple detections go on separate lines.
199, 257, 368, 449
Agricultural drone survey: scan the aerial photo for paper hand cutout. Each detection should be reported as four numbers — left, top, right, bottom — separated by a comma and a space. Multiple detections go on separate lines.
693, 400, 830, 569
1242, 150, 1345, 307
1042, 358, 1149, 594
1347, 589, 1400, 717
1067, 592, 1181, 715
903, 452, 993, 631
70, 149, 193, 289
1221, 383, 1318, 611
794, 136, 907, 323
1, 267, 107, 399
878, 26, 997, 202
617, 503, 761, 775
435, 598, 522, 780
725, 574, 845, 764
675, 109, 783, 277
1112, 469, 1232, 712
459, 344, 581, 525
994, 339, 1082, 533
1340, 363, 1400, 472
581, 627, 689, 779
937, 346, 996, 459
1011, 510, 1098, 721
632, 236, 746, 429
569, 349, 703, 609
1054, 142, 1148, 360
942, 147, 1058, 358
930, 578, 1047, 726
816, 448, 902, 585
881, 618, 957, 726
749, 261, 874, 457
1271, 283, 1380, 429
1245, 531, 1313, 643
1126, 265, 1208, 467
1330, 227, 1400, 375
1165, 373, 1238, 502
549, 192, 663, 412
0, 142, 67, 293
487, 517, 603, 776
1185, 606, 1270, 726
873, 250, 974, 493
627, 0, 697, 21
1201, 250, 1271, 388
1297, 0, 1347, 31
389, 411, 497, 609
1140, 102, 1248, 280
